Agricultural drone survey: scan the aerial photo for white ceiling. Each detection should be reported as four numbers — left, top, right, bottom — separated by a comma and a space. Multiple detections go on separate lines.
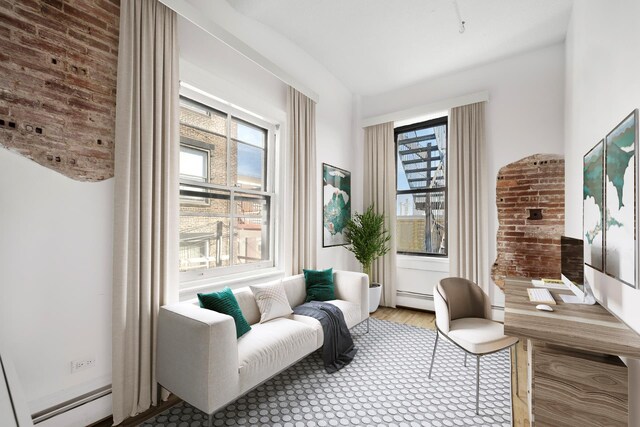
226, 0, 573, 96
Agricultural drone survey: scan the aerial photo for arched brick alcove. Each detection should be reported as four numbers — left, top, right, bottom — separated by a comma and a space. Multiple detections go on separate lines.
491, 154, 565, 289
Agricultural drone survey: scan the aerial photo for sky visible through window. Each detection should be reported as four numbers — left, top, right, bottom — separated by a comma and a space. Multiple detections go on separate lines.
238, 143, 263, 179
237, 122, 265, 180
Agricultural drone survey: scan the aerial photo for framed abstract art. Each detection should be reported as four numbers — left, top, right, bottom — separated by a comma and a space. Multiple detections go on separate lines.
604, 109, 638, 287
322, 163, 351, 247
583, 140, 605, 272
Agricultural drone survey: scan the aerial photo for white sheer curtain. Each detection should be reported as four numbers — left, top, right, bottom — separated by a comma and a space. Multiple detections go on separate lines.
112, 0, 179, 423
287, 87, 318, 274
448, 102, 489, 293
364, 122, 397, 307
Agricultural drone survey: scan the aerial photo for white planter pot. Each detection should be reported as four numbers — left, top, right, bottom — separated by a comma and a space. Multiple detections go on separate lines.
369, 283, 382, 313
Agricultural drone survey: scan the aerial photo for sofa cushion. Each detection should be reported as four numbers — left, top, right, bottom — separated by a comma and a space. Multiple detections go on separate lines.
291, 314, 324, 348
198, 287, 251, 338
233, 288, 261, 325
282, 275, 307, 307
324, 299, 361, 329
250, 280, 293, 323
237, 318, 317, 392
303, 268, 335, 302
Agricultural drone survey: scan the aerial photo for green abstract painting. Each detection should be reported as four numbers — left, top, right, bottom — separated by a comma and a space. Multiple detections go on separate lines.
323, 163, 351, 247
583, 140, 604, 271
605, 110, 637, 287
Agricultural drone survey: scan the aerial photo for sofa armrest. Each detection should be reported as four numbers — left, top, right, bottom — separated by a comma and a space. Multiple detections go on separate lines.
157, 303, 240, 415
333, 270, 369, 323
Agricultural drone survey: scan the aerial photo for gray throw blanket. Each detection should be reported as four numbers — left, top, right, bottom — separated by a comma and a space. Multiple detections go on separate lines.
293, 302, 357, 373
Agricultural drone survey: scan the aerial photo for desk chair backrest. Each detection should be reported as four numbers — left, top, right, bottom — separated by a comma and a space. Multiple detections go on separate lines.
435, 277, 488, 334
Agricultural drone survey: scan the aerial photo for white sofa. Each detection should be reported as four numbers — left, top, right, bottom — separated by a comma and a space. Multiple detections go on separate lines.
157, 270, 369, 418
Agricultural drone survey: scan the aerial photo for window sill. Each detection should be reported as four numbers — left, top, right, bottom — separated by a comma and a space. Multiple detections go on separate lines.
179, 267, 285, 302
397, 254, 449, 272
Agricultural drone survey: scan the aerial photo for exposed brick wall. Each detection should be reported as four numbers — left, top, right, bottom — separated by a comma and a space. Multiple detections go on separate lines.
491, 154, 565, 288
0, 0, 119, 181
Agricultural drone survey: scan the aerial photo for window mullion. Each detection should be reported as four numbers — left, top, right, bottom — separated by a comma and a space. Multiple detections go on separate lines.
226, 113, 232, 188
227, 114, 234, 267
230, 189, 235, 266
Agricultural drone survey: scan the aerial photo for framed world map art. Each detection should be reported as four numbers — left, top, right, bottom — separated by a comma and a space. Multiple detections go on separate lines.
604, 109, 638, 287
322, 163, 351, 247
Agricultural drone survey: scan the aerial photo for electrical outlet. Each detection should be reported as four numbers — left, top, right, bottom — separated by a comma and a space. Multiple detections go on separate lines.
70, 357, 96, 374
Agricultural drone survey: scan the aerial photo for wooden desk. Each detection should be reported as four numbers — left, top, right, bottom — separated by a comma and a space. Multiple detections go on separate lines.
503, 278, 640, 426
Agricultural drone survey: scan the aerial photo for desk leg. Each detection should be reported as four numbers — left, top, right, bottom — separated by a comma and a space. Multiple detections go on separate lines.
528, 340, 533, 425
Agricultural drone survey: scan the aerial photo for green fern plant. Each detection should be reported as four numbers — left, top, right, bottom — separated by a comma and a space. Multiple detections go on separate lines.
344, 205, 390, 285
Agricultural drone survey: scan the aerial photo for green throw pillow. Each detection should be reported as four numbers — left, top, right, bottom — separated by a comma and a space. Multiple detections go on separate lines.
198, 287, 251, 338
303, 268, 335, 302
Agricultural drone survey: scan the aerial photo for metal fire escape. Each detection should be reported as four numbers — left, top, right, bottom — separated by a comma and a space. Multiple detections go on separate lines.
397, 129, 447, 254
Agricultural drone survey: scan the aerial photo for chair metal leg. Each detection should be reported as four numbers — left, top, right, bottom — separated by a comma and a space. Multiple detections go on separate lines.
366, 317, 370, 333
476, 355, 480, 415
428, 331, 439, 379
208, 413, 214, 427
464, 353, 467, 367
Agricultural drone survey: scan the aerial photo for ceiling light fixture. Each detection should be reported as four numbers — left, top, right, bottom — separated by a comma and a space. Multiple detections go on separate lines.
452, 0, 466, 34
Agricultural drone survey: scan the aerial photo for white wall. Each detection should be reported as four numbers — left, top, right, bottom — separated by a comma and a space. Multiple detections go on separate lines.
178, 16, 287, 123
563, 1, 640, 424
0, 149, 113, 420
360, 43, 566, 309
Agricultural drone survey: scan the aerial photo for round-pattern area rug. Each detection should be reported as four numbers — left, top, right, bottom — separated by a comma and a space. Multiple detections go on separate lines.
140, 317, 512, 426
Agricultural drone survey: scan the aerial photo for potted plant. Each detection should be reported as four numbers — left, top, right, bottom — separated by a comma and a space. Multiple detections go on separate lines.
344, 205, 391, 313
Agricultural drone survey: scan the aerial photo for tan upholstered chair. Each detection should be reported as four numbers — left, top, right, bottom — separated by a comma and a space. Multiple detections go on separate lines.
429, 277, 518, 414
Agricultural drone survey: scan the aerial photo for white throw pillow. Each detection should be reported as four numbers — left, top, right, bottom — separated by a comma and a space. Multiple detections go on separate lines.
250, 280, 293, 323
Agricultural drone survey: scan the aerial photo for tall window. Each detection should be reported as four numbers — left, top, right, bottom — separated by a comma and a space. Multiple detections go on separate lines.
179, 96, 275, 281
395, 117, 448, 256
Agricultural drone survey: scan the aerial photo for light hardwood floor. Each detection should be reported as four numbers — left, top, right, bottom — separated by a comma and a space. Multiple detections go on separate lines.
372, 306, 530, 427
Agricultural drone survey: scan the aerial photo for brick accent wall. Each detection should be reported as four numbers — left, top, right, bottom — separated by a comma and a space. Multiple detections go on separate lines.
491, 154, 565, 288
0, 0, 119, 182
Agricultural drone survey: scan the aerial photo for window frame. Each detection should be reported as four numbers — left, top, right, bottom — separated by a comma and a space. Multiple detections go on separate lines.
231, 116, 269, 192
395, 116, 449, 258
178, 94, 278, 284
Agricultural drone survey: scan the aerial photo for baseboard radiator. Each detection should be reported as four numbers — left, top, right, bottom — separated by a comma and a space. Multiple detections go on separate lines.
396, 290, 433, 301
31, 385, 111, 424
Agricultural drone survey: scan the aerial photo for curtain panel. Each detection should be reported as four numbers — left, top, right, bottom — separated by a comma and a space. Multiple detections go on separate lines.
112, 0, 179, 423
448, 102, 489, 294
364, 122, 397, 307
287, 87, 318, 275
